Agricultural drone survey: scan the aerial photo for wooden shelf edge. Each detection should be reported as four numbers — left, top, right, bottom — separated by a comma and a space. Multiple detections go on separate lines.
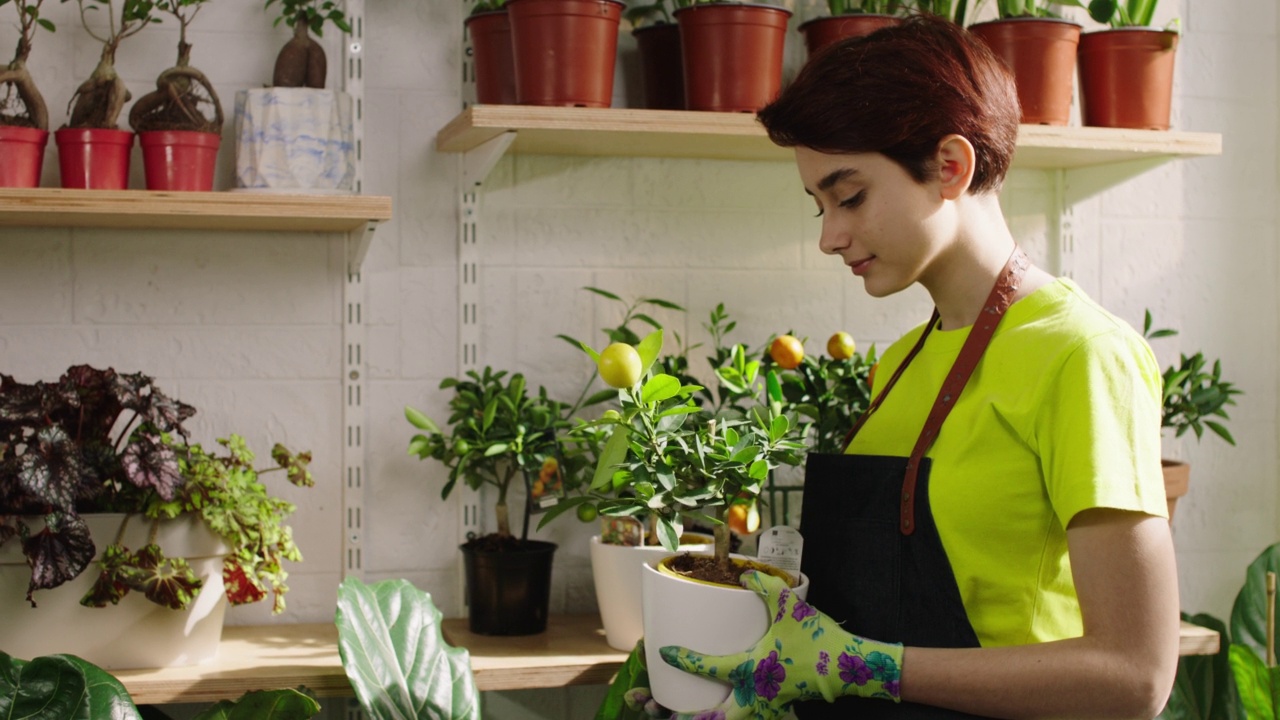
0, 189, 393, 233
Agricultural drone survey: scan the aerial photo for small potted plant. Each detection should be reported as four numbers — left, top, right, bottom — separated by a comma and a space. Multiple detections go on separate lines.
405, 367, 569, 636
797, 0, 908, 59
234, 0, 355, 192
1069, 0, 1179, 129
675, 0, 792, 113
56, 0, 159, 189
967, 0, 1082, 126
506, 0, 625, 108
128, 0, 223, 191
0, 365, 313, 670
0, 0, 54, 188
624, 1, 684, 110
1142, 311, 1241, 520
466, 0, 517, 105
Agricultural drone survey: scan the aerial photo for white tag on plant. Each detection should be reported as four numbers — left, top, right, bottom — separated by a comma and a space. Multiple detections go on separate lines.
757, 526, 803, 577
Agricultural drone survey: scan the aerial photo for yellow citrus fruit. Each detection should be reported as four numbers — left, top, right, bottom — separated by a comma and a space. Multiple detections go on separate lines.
598, 343, 643, 389
827, 331, 856, 360
727, 500, 761, 535
576, 503, 599, 523
769, 335, 805, 370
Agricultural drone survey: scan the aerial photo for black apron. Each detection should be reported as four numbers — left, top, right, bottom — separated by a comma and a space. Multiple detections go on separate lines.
795, 247, 1031, 720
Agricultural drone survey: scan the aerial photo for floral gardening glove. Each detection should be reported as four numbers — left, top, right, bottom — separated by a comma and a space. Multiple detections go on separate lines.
657, 570, 903, 719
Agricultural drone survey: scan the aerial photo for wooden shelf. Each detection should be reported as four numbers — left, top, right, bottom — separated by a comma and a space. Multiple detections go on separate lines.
112, 617, 1218, 704
436, 105, 1222, 171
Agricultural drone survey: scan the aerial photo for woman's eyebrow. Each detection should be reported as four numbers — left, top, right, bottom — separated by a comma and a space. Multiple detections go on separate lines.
817, 167, 860, 192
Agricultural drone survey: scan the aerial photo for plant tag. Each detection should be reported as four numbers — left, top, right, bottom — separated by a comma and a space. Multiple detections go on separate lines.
757, 526, 803, 576
525, 454, 568, 514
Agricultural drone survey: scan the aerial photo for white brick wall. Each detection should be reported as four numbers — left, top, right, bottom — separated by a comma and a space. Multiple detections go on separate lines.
0, 0, 1276, 717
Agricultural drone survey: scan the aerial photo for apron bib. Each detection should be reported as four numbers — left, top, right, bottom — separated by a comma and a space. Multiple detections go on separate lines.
795, 248, 1031, 720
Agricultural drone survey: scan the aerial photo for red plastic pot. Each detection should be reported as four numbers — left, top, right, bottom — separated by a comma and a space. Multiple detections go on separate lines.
1077, 28, 1178, 130
140, 130, 221, 191
508, 0, 624, 108
634, 23, 684, 110
466, 10, 518, 105
0, 126, 49, 188
969, 18, 1081, 126
55, 128, 134, 190
676, 3, 792, 113
798, 14, 899, 58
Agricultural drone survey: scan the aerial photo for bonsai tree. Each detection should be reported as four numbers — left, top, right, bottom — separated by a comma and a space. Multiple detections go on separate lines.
61, 0, 160, 129
0, 365, 313, 613
265, 0, 352, 89
0, 0, 54, 130
129, 0, 223, 135
405, 367, 568, 544
1143, 310, 1242, 447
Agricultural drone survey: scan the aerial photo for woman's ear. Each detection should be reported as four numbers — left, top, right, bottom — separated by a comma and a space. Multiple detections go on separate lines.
935, 134, 976, 200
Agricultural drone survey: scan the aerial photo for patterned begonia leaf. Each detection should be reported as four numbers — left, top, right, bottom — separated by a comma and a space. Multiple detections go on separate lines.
80, 544, 134, 608
17, 426, 88, 510
22, 512, 95, 604
120, 434, 183, 500
119, 544, 203, 610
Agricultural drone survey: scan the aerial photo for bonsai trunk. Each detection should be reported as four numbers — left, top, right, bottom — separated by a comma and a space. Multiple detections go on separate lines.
273, 16, 327, 89
68, 44, 130, 129
0, 38, 48, 130
494, 466, 515, 539
129, 40, 224, 134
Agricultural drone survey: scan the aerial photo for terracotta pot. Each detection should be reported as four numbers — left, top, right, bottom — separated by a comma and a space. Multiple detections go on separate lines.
798, 14, 900, 58
466, 10, 518, 105
676, 3, 792, 113
140, 130, 220, 191
1162, 459, 1190, 521
507, 0, 624, 108
55, 128, 134, 190
461, 539, 556, 636
969, 18, 1081, 126
1077, 27, 1178, 130
0, 126, 48, 188
633, 23, 685, 110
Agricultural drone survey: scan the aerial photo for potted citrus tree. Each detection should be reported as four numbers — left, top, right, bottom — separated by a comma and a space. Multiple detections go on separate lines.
128, 0, 223, 191
1142, 312, 1241, 520
797, 0, 908, 59
967, 0, 1082, 126
57, 0, 158, 189
0, 365, 313, 670
405, 367, 569, 636
234, 0, 355, 192
0, 0, 53, 188
1069, 0, 1179, 129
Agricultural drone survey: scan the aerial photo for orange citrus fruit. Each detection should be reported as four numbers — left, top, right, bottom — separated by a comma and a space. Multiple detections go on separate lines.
769, 335, 804, 370
827, 331, 856, 360
727, 500, 761, 535
598, 343, 642, 388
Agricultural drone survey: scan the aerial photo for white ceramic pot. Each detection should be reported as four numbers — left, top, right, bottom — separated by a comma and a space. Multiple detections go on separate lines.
233, 87, 356, 192
589, 534, 714, 652
641, 552, 809, 712
0, 513, 230, 670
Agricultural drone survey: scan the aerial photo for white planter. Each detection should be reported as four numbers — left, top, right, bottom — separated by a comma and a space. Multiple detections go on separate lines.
0, 513, 230, 670
589, 534, 714, 651
233, 87, 356, 192
641, 553, 809, 712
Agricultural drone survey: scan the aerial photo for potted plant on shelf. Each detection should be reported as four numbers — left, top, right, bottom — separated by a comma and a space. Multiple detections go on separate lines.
234, 0, 355, 192
128, 0, 223, 192
466, 0, 517, 105
0, 0, 53, 188
405, 367, 569, 636
0, 365, 313, 670
57, 0, 158, 190
569, 327, 810, 711
624, 1, 684, 110
967, 0, 1082, 126
797, 0, 907, 59
675, 0, 792, 113
1070, 0, 1178, 129
506, 0, 625, 108
1143, 311, 1241, 520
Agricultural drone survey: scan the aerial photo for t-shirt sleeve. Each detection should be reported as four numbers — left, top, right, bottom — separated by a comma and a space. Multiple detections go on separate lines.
1034, 329, 1168, 527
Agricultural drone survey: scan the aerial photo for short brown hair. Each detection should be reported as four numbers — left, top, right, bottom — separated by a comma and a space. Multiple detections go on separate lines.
757, 15, 1020, 193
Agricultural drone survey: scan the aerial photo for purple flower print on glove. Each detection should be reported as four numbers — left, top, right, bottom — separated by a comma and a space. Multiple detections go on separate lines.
816, 650, 830, 676
791, 597, 817, 622
775, 588, 790, 623
839, 652, 874, 686
754, 651, 787, 701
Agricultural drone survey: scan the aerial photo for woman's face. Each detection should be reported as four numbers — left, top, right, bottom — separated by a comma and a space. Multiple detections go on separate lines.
795, 147, 953, 298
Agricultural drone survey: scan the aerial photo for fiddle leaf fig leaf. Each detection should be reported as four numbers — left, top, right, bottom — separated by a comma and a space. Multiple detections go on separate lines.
23, 513, 95, 605
192, 689, 321, 720
0, 652, 90, 720
69, 654, 144, 720
336, 577, 480, 720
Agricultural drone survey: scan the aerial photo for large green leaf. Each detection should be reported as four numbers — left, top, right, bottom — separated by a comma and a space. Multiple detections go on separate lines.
1159, 613, 1239, 720
1228, 644, 1280, 720
192, 688, 321, 720
1230, 543, 1280, 662
591, 425, 631, 491
65, 655, 143, 720
0, 652, 89, 720
335, 577, 480, 720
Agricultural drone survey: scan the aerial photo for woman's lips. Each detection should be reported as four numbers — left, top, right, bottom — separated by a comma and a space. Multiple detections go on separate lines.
849, 256, 874, 276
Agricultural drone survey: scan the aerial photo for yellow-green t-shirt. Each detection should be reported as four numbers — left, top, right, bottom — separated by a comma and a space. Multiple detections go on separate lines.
846, 278, 1166, 647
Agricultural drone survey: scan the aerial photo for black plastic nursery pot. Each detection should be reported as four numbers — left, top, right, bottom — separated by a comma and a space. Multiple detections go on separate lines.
461, 539, 557, 635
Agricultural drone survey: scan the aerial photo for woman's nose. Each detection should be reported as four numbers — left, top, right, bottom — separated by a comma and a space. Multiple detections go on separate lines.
817, 219, 850, 256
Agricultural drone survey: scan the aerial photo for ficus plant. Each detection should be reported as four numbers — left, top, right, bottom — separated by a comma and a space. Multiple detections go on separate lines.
60, 0, 161, 129
0, 365, 313, 614
1143, 310, 1241, 447
129, 0, 223, 135
0, 0, 54, 131
265, 0, 352, 88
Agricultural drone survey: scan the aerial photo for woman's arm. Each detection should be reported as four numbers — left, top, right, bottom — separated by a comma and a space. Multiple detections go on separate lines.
900, 507, 1180, 720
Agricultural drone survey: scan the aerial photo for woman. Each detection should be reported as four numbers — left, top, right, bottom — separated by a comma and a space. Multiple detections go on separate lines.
652, 14, 1179, 720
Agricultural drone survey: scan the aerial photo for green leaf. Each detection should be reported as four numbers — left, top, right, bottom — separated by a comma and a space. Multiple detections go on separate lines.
592, 426, 631, 491
1231, 543, 1280, 664
1228, 643, 1279, 720
0, 653, 91, 720
584, 286, 623, 301
770, 414, 790, 443
640, 374, 681, 404
335, 578, 480, 720
192, 689, 320, 720
730, 446, 759, 464
656, 516, 680, 553
536, 495, 591, 531
636, 329, 664, 376
64, 655, 143, 720
483, 442, 509, 457
482, 398, 497, 432
1162, 613, 1239, 720
748, 460, 769, 481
